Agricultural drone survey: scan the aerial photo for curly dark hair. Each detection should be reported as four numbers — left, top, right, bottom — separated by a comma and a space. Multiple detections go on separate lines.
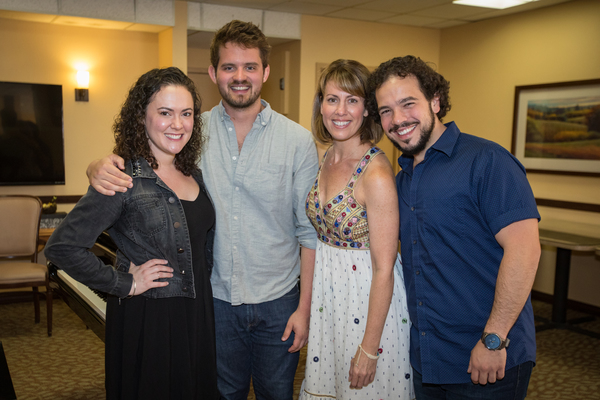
113, 67, 204, 176
366, 55, 451, 124
210, 20, 271, 70
312, 59, 382, 145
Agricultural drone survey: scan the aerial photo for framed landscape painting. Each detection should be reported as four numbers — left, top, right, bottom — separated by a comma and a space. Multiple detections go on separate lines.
511, 79, 600, 176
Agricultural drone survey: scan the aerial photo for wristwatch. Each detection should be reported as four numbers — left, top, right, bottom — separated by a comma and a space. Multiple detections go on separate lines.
481, 332, 510, 350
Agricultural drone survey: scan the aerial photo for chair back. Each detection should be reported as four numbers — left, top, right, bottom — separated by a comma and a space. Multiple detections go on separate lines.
0, 195, 42, 261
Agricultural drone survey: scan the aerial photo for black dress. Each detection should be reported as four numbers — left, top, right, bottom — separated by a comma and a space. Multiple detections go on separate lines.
104, 190, 219, 399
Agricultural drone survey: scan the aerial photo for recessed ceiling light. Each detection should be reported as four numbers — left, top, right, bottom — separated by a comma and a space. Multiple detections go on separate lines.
453, 0, 539, 9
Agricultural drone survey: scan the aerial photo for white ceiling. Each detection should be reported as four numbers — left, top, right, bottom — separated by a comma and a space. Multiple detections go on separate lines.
186, 0, 573, 29
186, 0, 573, 48
0, 0, 574, 49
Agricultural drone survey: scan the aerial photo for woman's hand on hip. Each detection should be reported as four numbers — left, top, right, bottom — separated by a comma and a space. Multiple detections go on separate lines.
128, 259, 173, 295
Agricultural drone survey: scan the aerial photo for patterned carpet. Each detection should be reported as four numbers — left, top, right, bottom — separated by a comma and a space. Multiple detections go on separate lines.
0, 299, 598, 399
0, 299, 104, 399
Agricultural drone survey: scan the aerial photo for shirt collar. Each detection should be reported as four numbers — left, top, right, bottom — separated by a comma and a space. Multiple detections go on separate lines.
217, 99, 273, 126
397, 121, 460, 172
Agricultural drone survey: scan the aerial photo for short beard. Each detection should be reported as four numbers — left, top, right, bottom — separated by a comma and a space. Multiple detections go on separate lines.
219, 83, 261, 110
390, 105, 435, 156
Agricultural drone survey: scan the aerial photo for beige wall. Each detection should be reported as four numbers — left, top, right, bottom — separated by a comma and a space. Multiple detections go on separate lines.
0, 17, 159, 204
159, 1, 188, 72
262, 40, 302, 123
439, 0, 600, 306
299, 15, 441, 163
188, 47, 222, 112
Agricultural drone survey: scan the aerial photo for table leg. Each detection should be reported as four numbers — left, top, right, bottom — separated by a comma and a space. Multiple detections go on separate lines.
552, 247, 571, 324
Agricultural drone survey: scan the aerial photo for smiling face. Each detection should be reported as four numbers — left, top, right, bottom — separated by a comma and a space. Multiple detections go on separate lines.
320, 81, 368, 143
375, 75, 441, 161
208, 43, 270, 110
145, 84, 194, 163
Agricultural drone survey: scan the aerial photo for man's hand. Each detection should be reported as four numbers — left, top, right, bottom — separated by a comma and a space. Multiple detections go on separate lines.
87, 154, 132, 196
281, 307, 309, 353
467, 340, 507, 385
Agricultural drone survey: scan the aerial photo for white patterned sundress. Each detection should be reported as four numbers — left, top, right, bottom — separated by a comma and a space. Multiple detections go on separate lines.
300, 147, 414, 400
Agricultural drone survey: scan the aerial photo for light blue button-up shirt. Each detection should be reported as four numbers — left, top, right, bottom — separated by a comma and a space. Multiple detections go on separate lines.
199, 100, 318, 305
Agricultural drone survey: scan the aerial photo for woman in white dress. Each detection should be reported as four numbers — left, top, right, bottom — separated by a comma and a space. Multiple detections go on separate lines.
300, 59, 414, 400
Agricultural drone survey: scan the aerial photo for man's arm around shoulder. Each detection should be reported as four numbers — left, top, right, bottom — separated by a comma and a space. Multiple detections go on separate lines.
87, 154, 132, 195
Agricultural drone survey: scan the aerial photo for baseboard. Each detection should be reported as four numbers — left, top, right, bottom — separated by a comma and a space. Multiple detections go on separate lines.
531, 290, 600, 317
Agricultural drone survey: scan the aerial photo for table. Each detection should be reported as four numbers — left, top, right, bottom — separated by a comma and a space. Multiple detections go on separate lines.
537, 228, 600, 338
38, 228, 54, 253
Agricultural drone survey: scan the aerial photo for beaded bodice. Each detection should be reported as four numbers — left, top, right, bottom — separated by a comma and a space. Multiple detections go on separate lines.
305, 147, 382, 249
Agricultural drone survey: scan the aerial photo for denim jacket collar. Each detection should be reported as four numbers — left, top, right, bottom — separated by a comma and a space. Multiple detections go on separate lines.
128, 157, 158, 179
127, 157, 203, 186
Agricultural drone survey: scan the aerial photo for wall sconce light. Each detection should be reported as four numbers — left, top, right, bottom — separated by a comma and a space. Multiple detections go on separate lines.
75, 70, 89, 102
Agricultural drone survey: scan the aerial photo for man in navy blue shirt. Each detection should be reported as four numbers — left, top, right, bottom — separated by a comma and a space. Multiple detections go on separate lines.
366, 56, 541, 399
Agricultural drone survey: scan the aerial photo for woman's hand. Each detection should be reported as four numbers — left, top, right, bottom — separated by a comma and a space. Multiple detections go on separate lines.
127, 259, 173, 296
348, 345, 378, 389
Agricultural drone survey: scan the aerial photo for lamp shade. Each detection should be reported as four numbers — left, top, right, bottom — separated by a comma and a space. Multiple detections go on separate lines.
76, 70, 89, 89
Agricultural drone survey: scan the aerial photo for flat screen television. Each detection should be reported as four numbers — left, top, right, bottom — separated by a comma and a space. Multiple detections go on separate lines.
0, 81, 65, 185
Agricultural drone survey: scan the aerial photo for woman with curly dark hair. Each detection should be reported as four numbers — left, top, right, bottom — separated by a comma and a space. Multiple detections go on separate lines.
45, 67, 220, 399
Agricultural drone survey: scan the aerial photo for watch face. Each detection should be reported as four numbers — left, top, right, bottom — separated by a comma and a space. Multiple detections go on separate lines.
484, 334, 501, 350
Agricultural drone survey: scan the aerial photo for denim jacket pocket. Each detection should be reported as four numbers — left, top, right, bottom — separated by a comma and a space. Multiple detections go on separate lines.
125, 195, 167, 237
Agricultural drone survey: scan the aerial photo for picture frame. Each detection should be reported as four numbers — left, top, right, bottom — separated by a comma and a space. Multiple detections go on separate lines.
511, 79, 600, 177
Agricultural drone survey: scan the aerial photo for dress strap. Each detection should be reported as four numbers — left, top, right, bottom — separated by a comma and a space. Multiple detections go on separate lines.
346, 147, 382, 190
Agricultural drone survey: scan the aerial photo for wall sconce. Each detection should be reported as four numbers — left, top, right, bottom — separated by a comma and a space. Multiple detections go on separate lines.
75, 70, 89, 102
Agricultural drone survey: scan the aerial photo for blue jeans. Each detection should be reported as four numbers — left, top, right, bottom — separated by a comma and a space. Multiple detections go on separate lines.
413, 361, 533, 400
214, 285, 300, 400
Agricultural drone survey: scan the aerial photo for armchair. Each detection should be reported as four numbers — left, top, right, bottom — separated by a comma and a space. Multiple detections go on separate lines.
0, 195, 53, 336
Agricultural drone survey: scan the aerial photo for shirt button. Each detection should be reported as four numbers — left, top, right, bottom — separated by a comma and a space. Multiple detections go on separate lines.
422, 332, 426, 336
235, 187, 239, 191
411, 207, 415, 211
177, 248, 184, 253
413, 240, 417, 244
173, 222, 180, 229
418, 301, 423, 306
416, 270, 420, 275
233, 246, 237, 250
234, 216, 238, 220
182, 287, 188, 292
232, 156, 237, 160
181, 270, 185, 275
228, 127, 232, 131
168, 197, 175, 204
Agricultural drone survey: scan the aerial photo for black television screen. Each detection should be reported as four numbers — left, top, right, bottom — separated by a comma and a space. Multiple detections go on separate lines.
0, 81, 65, 185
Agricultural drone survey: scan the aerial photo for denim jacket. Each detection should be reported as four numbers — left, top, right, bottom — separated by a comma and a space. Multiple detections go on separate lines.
45, 158, 215, 299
